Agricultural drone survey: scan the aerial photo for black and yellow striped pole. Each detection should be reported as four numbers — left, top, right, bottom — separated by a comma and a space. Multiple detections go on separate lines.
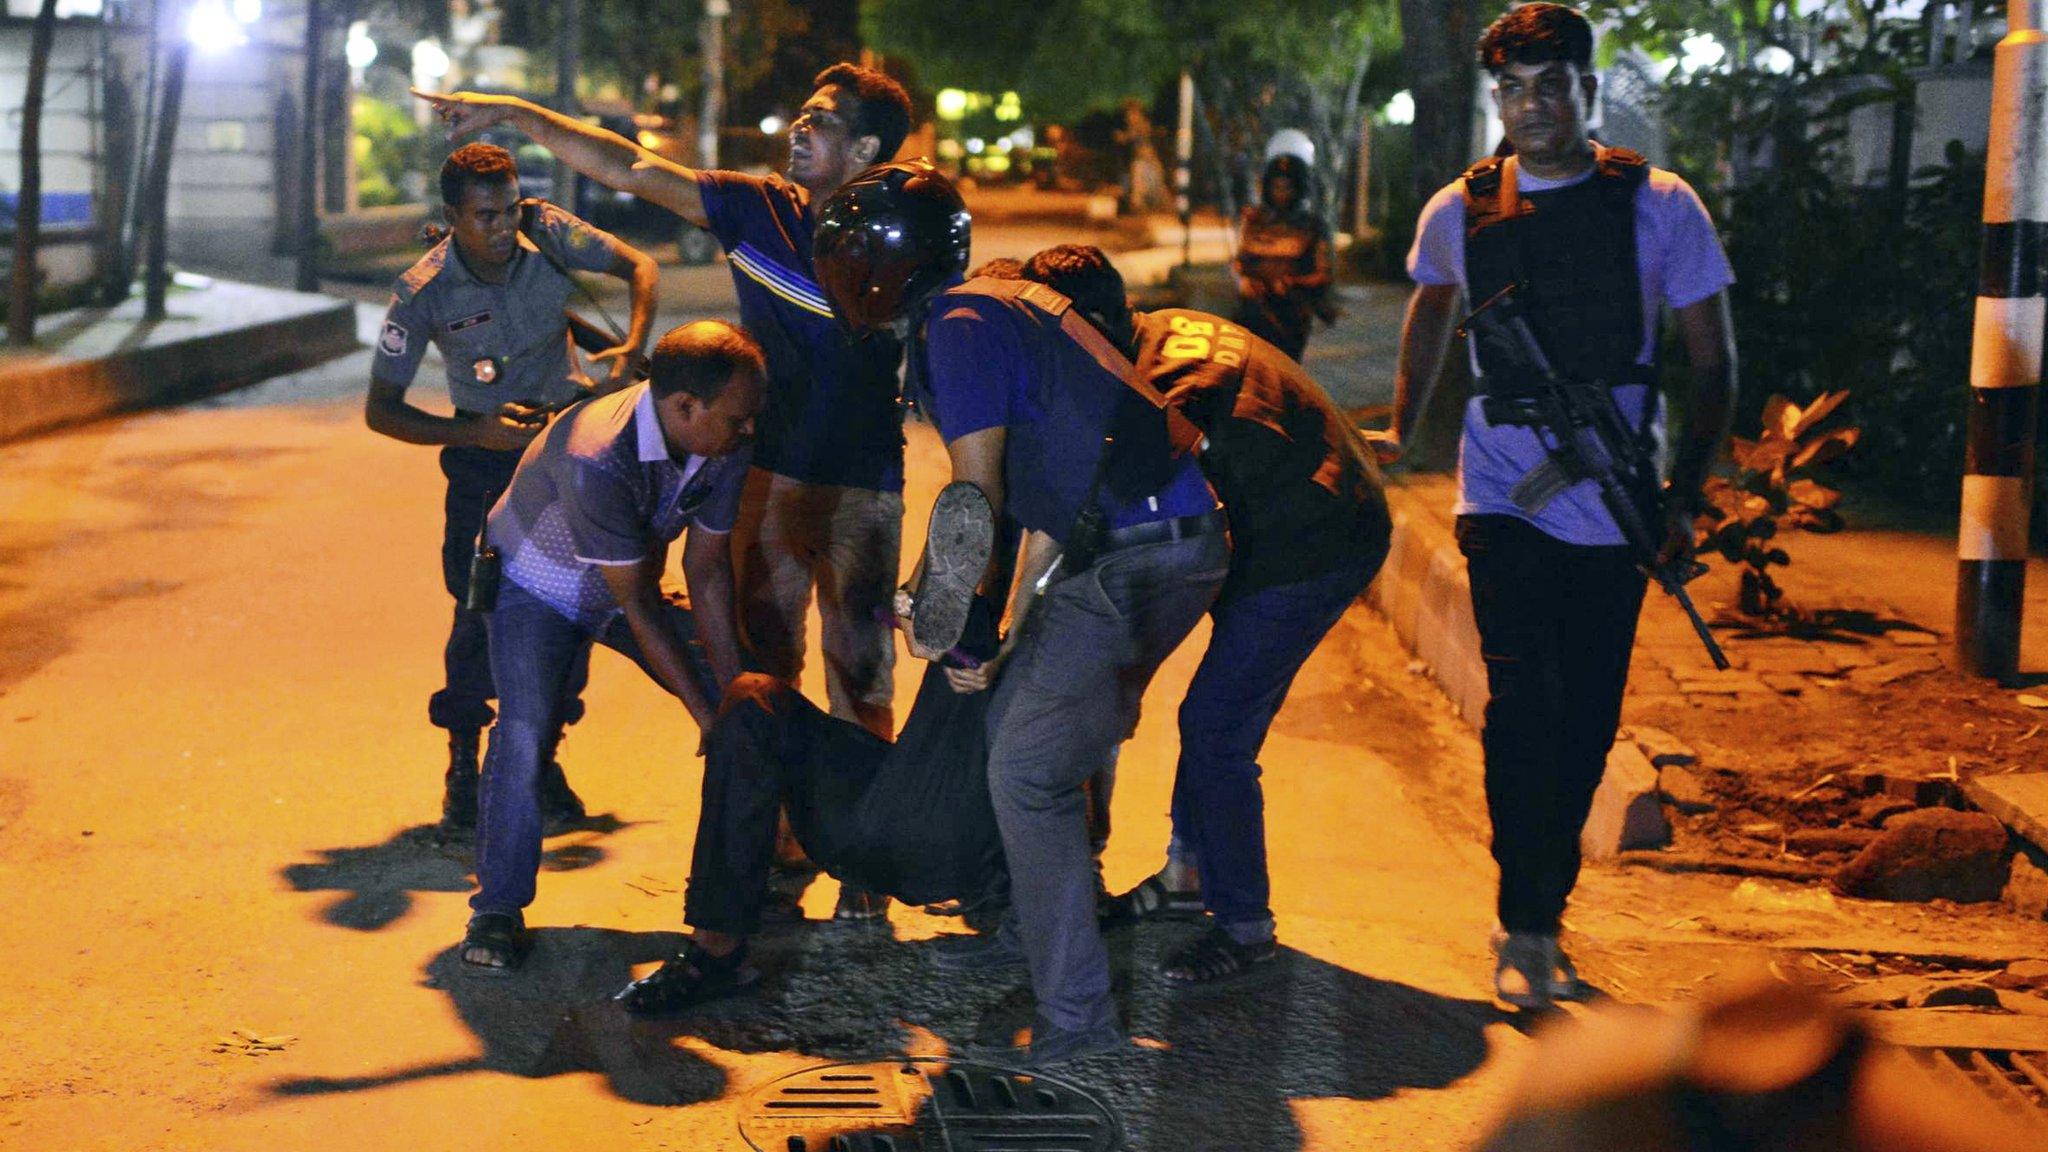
1959, 1, 2047, 681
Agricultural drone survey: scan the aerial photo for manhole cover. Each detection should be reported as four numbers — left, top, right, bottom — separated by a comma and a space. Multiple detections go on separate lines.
736, 1056, 1124, 1151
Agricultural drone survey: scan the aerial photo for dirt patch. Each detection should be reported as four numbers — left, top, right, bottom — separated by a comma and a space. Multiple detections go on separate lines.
1626, 653, 2043, 880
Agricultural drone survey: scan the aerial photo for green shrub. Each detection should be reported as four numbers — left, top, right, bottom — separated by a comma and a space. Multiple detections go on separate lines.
353, 94, 425, 208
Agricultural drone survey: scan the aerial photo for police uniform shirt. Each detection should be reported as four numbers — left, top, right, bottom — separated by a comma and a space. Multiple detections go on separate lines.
487, 383, 751, 630
921, 284, 1214, 543
695, 170, 906, 492
1135, 308, 1390, 599
1407, 164, 1733, 546
373, 201, 632, 414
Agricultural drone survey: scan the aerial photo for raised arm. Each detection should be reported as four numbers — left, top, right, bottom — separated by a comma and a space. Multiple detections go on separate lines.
415, 89, 709, 228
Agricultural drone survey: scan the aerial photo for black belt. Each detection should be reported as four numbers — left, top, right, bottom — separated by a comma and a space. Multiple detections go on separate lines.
1100, 509, 1228, 553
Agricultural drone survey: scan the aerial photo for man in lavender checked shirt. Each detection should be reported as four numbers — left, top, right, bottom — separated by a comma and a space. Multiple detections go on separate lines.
456, 321, 763, 978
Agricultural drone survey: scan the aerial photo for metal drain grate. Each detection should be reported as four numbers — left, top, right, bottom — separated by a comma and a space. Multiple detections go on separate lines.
736, 1057, 1123, 1152
1909, 1048, 2048, 1115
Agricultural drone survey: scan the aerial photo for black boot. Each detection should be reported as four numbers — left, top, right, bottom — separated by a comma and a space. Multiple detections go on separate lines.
441, 729, 482, 831
538, 727, 586, 834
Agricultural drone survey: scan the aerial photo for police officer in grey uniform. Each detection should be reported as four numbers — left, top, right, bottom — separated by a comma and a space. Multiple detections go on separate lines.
366, 142, 660, 832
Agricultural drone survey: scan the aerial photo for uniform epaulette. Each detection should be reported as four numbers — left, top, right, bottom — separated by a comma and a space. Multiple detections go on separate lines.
394, 241, 450, 304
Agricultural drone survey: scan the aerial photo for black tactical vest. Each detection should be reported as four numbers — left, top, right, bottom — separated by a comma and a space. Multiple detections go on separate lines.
1462, 145, 1652, 394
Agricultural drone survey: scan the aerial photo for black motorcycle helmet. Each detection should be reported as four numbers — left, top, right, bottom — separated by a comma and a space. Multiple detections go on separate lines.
813, 159, 972, 331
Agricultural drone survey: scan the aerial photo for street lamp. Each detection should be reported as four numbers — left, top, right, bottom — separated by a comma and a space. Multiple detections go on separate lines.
186, 0, 247, 52
346, 21, 378, 72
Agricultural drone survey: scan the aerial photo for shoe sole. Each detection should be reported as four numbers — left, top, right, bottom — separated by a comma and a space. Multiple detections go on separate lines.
912, 482, 995, 657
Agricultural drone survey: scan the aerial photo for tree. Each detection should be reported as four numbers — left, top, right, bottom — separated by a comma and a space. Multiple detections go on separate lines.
1396, 0, 1483, 209
139, 23, 191, 321
295, 0, 325, 292
9, 0, 61, 345
864, 0, 1399, 226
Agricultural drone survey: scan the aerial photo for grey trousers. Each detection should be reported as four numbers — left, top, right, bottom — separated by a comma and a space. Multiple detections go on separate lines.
986, 532, 1229, 1033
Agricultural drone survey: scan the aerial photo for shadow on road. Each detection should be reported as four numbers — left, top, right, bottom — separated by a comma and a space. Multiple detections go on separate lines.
930, 930, 1509, 1149
269, 920, 925, 1107
270, 927, 732, 1106
265, 912, 1502, 1139
282, 818, 630, 931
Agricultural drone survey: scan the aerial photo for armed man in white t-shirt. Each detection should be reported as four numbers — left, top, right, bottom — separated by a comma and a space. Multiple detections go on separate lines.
1374, 3, 1737, 1011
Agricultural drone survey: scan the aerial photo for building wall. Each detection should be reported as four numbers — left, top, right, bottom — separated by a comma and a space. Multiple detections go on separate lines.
166, 43, 298, 272
0, 9, 319, 288
0, 21, 102, 290
1844, 60, 1993, 186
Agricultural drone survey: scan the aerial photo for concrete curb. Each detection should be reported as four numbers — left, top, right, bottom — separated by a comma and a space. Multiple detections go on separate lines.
0, 280, 359, 445
1364, 474, 1489, 724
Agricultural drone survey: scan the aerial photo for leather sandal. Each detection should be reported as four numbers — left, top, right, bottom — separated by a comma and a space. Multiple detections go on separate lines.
1098, 875, 1206, 927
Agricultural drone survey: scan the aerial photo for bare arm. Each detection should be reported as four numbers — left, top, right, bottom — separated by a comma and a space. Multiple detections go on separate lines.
600, 548, 719, 731
1667, 291, 1737, 502
365, 375, 542, 451
1369, 282, 1463, 463
1294, 231, 1335, 293
681, 527, 744, 689
1657, 291, 1738, 565
586, 246, 660, 392
943, 528, 1058, 694
415, 89, 708, 228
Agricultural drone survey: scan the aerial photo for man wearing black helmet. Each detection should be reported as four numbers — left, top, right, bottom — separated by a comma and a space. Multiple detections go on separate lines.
814, 161, 1230, 1067
420, 64, 916, 922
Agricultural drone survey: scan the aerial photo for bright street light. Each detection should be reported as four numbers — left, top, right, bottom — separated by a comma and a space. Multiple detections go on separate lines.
936, 88, 969, 122
1679, 33, 1726, 74
760, 114, 786, 135
186, 0, 247, 52
1381, 90, 1415, 126
411, 39, 451, 81
346, 21, 379, 70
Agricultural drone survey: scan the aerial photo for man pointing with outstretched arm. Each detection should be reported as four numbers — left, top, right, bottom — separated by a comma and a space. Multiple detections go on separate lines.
420, 66, 916, 922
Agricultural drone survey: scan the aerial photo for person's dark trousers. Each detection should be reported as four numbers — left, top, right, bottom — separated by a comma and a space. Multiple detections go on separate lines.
686, 676, 888, 936
1170, 550, 1385, 936
1234, 302, 1311, 364
431, 443, 590, 733
986, 533, 1229, 1035
470, 580, 721, 917
1455, 514, 1647, 935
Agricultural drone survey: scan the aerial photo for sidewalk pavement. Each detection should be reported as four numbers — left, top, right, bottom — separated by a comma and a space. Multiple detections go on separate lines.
1368, 472, 2048, 732
0, 277, 358, 444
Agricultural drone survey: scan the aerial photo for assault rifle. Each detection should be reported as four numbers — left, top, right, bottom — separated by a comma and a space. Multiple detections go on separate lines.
1460, 284, 1730, 671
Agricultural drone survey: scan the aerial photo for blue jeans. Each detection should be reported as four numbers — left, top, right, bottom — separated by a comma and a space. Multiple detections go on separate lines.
431, 444, 590, 732
470, 579, 719, 917
985, 533, 1229, 1034
1168, 557, 1383, 935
